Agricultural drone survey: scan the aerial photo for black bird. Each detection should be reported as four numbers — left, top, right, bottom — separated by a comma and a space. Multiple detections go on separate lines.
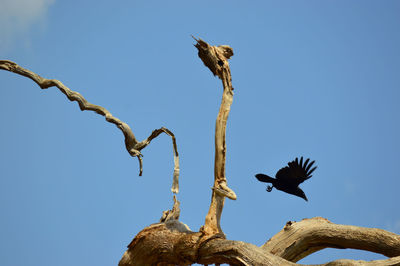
255, 157, 317, 201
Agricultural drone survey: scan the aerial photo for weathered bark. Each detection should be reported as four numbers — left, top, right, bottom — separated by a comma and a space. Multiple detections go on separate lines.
192, 36, 237, 236
119, 217, 400, 266
263, 217, 400, 262
119, 220, 293, 266
0, 60, 179, 193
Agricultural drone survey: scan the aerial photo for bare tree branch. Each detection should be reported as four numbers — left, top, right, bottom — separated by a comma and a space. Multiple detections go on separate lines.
119, 219, 400, 266
135, 127, 179, 193
192, 37, 237, 236
0, 60, 179, 193
262, 217, 400, 262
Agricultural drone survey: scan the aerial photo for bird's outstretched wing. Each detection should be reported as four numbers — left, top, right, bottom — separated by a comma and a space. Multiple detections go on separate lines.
275, 157, 317, 186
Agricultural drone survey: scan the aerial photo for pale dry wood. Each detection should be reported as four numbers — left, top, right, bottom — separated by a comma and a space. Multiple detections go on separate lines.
0, 60, 179, 193
119, 220, 400, 265
192, 37, 237, 236
118, 221, 195, 266
119, 220, 294, 266
263, 217, 400, 263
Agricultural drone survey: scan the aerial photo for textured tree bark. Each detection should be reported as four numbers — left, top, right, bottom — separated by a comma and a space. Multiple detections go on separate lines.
262, 217, 400, 262
2, 41, 400, 266
119, 217, 400, 265
192, 36, 237, 236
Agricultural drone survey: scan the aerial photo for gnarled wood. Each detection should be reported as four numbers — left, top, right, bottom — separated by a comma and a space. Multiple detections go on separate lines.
262, 217, 400, 262
119, 220, 294, 266
119, 219, 400, 266
193, 37, 237, 237
0, 60, 179, 193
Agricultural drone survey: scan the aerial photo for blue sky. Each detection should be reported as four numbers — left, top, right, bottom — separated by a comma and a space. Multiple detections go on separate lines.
1, 1, 399, 265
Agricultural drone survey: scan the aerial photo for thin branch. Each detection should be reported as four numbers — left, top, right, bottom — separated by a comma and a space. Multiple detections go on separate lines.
135, 127, 180, 193
0, 60, 179, 193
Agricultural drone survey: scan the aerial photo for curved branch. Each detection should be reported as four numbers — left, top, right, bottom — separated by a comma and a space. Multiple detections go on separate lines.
0, 60, 179, 192
136, 127, 179, 193
262, 217, 400, 262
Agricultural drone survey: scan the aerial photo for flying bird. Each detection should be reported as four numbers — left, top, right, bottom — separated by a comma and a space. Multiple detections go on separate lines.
255, 157, 317, 201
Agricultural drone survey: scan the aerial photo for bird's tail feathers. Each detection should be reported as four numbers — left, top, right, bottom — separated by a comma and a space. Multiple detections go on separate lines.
255, 174, 275, 183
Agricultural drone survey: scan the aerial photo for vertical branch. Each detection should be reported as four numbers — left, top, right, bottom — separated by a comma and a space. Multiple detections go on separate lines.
193, 37, 236, 236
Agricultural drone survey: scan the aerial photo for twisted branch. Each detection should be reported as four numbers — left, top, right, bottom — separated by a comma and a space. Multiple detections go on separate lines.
0, 60, 179, 193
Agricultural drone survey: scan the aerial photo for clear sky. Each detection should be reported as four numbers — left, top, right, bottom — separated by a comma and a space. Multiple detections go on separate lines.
1, 1, 399, 265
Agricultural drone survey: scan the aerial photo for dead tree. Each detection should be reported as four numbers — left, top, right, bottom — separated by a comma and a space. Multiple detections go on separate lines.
1, 38, 399, 266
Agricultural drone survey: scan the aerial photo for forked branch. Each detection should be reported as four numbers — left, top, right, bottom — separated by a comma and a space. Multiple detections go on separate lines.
0, 60, 179, 193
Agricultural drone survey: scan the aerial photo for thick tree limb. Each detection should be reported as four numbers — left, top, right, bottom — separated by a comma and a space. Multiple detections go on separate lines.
262, 217, 400, 263
119, 220, 293, 266
193, 37, 237, 236
119, 219, 400, 265
0, 60, 179, 193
